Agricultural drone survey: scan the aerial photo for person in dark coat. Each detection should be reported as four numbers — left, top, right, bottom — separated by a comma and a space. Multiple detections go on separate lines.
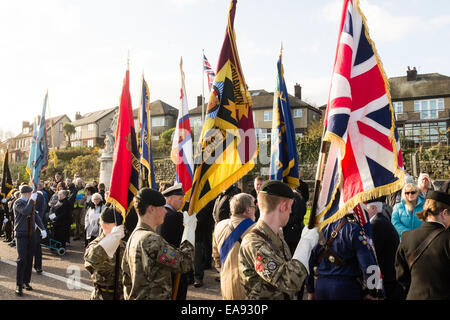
157, 184, 189, 299
297, 179, 309, 203
13, 185, 47, 296
283, 189, 307, 254
366, 199, 403, 300
49, 190, 73, 249
395, 190, 450, 300
212, 184, 241, 224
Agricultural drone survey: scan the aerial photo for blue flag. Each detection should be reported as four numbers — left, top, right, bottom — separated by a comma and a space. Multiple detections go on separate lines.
269, 52, 299, 189
26, 93, 49, 190
139, 77, 157, 190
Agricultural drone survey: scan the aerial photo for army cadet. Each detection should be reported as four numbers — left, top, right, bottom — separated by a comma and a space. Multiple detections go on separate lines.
395, 190, 450, 299
306, 212, 383, 300
84, 206, 125, 300
13, 185, 47, 296
122, 187, 196, 300
158, 184, 190, 300
238, 181, 311, 300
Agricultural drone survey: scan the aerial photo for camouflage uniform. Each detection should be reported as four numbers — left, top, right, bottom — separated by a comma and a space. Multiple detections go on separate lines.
239, 219, 308, 300
84, 233, 125, 300
122, 221, 194, 300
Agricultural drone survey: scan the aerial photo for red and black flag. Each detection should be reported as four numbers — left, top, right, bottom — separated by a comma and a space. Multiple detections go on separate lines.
188, 0, 258, 215
106, 67, 140, 224
1, 148, 14, 202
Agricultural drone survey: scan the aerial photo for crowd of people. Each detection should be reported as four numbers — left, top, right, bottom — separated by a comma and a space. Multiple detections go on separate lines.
1, 170, 449, 300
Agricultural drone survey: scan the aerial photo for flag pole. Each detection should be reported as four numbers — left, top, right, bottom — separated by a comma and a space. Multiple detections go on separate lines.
201, 49, 205, 124
307, 123, 329, 229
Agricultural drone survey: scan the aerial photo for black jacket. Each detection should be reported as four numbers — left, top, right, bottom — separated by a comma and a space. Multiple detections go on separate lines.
370, 212, 402, 299
395, 222, 450, 300
51, 198, 73, 226
158, 205, 184, 248
283, 191, 306, 253
212, 185, 241, 224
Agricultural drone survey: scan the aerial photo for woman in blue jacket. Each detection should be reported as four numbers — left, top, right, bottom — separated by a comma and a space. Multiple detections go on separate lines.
391, 183, 424, 240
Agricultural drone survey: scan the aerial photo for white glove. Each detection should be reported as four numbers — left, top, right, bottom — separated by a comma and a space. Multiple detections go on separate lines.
30, 192, 38, 201
1, 198, 6, 204
41, 230, 47, 239
181, 211, 197, 247
98, 224, 125, 258
3, 218, 8, 223
292, 226, 319, 274
49, 213, 56, 220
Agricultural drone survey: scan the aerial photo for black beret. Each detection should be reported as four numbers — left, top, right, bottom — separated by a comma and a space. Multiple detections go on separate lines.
136, 187, 166, 207
20, 185, 33, 194
162, 184, 184, 197
426, 190, 450, 206
259, 180, 294, 199
100, 206, 123, 224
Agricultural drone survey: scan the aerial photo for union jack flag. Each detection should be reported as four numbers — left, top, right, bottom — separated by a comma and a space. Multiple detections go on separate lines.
203, 53, 215, 92
314, 0, 404, 230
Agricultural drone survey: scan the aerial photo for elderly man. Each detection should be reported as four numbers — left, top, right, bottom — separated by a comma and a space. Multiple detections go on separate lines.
250, 176, 264, 221
366, 199, 402, 300
13, 185, 46, 296
213, 193, 256, 300
395, 191, 450, 300
122, 187, 196, 300
239, 181, 312, 300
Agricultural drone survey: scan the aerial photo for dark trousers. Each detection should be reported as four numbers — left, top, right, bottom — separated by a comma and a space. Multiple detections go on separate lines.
16, 235, 36, 286
194, 241, 205, 281
171, 272, 188, 300
33, 231, 42, 270
54, 225, 67, 248
315, 277, 362, 300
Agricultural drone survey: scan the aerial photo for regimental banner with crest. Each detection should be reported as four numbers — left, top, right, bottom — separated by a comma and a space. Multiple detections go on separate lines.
139, 76, 157, 190
269, 50, 300, 189
107, 68, 140, 221
188, 0, 257, 215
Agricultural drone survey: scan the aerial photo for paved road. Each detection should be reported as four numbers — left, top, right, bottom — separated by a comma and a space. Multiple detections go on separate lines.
0, 236, 221, 300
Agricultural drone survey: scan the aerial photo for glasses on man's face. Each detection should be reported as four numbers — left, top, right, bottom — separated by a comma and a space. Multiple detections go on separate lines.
405, 191, 417, 195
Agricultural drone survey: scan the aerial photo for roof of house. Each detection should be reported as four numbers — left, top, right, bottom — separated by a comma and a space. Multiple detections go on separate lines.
389, 73, 450, 100
71, 107, 118, 127
133, 100, 178, 118
188, 89, 320, 115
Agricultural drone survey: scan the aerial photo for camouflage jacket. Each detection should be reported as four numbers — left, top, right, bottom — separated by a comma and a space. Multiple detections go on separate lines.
121, 221, 194, 300
84, 234, 125, 300
239, 219, 307, 300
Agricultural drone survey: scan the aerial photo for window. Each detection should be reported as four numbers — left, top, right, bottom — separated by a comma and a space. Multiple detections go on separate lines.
296, 133, 303, 139
72, 126, 81, 139
59, 123, 63, 132
404, 121, 447, 145
414, 99, 444, 119
393, 102, 403, 114
88, 124, 95, 131
87, 139, 94, 148
23, 127, 29, 134
313, 113, 317, 121
293, 109, 302, 118
73, 141, 82, 147
264, 111, 272, 122
152, 117, 168, 127
191, 117, 202, 126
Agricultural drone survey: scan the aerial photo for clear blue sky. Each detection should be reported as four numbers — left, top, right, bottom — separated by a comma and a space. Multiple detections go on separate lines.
0, 0, 449, 136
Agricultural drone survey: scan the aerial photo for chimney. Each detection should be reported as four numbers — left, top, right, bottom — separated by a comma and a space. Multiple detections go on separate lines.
22, 121, 30, 131
75, 112, 82, 120
294, 83, 302, 100
197, 95, 203, 107
406, 66, 417, 81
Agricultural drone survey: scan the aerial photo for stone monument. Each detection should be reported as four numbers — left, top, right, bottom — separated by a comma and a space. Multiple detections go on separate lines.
98, 110, 118, 190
